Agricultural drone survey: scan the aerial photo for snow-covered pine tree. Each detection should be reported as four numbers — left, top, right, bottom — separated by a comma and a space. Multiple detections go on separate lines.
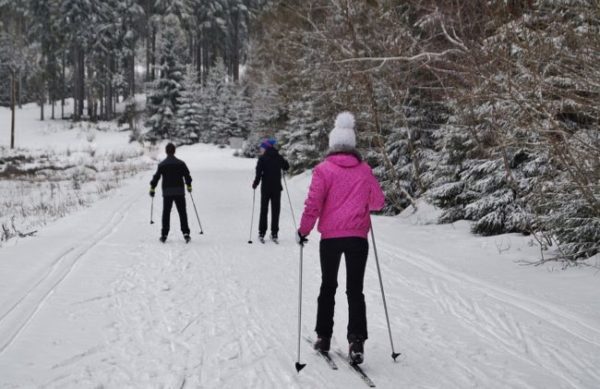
240, 53, 285, 157
428, 0, 599, 262
145, 14, 185, 142
175, 65, 202, 144
279, 100, 327, 175
199, 58, 230, 144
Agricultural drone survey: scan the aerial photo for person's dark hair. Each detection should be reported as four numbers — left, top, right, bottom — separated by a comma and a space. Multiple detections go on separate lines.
165, 143, 176, 155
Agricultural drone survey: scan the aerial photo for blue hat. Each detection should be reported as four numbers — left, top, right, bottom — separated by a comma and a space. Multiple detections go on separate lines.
260, 138, 274, 149
267, 137, 277, 146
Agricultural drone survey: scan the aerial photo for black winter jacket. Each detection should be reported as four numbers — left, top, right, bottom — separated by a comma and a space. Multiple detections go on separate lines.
253, 148, 290, 192
150, 155, 192, 196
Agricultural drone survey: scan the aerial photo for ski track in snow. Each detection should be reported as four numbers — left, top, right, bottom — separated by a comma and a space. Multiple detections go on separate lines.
373, 242, 600, 388
0, 145, 599, 388
0, 192, 138, 355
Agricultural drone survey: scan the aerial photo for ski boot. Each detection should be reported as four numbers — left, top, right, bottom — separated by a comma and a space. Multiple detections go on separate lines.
270, 233, 279, 244
184, 233, 191, 243
159, 235, 167, 243
258, 234, 265, 244
314, 336, 331, 354
348, 334, 365, 365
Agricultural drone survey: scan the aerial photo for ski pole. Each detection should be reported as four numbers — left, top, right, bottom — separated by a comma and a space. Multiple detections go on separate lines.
189, 194, 204, 235
370, 222, 401, 361
283, 173, 305, 371
295, 243, 306, 372
282, 174, 297, 230
150, 196, 154, 224
248, 189, 256, 244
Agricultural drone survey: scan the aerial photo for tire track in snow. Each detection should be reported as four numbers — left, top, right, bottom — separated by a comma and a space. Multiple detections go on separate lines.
0, 193, 138, 355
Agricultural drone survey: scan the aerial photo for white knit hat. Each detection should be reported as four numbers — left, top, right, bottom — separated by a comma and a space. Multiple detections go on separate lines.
328, 112, 356, 150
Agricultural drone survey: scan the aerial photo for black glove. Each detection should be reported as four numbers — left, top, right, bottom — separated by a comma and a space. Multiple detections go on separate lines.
295, 230, 308, 246
149, 188, 155, 197
252, 182, 258, 189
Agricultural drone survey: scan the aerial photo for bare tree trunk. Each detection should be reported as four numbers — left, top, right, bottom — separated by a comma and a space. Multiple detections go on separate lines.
125, 46, 135, 98
78, 48, 85, 118
202, 32, 210, 84
151, 27, 156, 81
130, 52, 135, 96
232, 9, 240, 82
189, 32, 195, 67
61, 51, 65, 119
17, 76, 23, 109
17, 76, 22, 109
72, 46, 79, 120
99, 87, 103, 119
144, 0, 153, 82
11, 72, 16, 149
87, 62, 93, 120
106, 57, 113, 120
196, 30, 202, 81
146, 35, 151, 81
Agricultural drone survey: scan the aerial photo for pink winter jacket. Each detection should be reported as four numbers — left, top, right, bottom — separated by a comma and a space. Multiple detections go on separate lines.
299, 153, 385, 239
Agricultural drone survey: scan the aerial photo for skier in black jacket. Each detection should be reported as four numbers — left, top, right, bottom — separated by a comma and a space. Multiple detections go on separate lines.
150, 143, 193, 243
252, 138, 290, 243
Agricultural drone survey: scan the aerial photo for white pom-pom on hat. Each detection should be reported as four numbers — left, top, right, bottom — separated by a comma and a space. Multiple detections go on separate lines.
335, 111, 355, 130
329, 111, 356, 150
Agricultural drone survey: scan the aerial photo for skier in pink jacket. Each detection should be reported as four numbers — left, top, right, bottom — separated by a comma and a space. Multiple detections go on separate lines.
297, 112, 385, 364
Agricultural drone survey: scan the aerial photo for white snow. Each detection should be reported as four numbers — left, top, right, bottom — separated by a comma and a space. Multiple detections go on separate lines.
0, 101, 153, 248
0, 138, 599, 387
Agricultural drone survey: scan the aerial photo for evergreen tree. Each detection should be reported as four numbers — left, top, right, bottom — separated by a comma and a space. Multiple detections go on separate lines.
175, 65, 202, 144
228, 81, 252, 139
145, 14, 185, 141
199, 58, 229, 143
279, 100, 327, 175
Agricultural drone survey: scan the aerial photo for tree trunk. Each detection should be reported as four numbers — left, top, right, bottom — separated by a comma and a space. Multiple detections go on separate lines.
129, 52, 135, 97
106, 56, 113, 120
196, 30, 202, 81
124, 37, 135, 99
87, 62, 93, 120
146, 35, 151, 81
144, 0, 152, 82
17, 76, 22, 109
202, 32, 210, 84
40, 98, 44, 121
61, 51, 65, 119
100, 87, 105, 119
151, 27, 156, 81
78, 48, 85, 118
11, 72, 16, 149
232, 9, 240, 82
72, 46, 79, 120
189, 32, 195, 67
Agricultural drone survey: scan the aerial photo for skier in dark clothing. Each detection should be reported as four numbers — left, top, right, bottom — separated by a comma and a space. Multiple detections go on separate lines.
150, 143, 193, 243
252, 138, 290, 243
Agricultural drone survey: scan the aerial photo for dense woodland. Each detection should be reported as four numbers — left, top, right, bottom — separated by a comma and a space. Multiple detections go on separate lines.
1, 0, 599, 262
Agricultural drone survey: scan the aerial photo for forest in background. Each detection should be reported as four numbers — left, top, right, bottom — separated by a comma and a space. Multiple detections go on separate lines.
1, 0, 599, 262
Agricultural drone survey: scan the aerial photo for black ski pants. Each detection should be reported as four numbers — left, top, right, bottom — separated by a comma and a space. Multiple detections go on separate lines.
258, 189, 281, 237
315, 237, 369, 341
162, 195, 190, 237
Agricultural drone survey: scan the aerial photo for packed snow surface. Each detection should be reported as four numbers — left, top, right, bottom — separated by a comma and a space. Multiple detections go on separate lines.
1, 143, 599, 388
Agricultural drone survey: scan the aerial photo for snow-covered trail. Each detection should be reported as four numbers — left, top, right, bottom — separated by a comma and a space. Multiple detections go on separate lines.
1, 144, 599, 388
